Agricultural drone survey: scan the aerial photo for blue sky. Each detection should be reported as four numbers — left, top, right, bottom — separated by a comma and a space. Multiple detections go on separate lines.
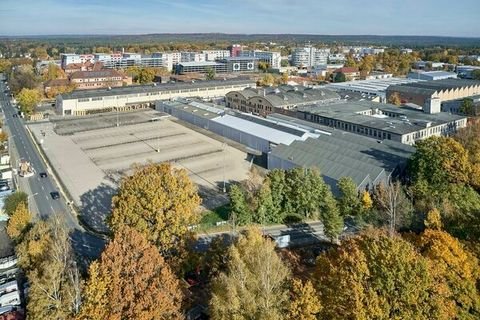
0, 0, 479, 37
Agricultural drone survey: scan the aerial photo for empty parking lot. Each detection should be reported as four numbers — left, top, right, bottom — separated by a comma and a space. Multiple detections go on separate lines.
29, 111, 251, 232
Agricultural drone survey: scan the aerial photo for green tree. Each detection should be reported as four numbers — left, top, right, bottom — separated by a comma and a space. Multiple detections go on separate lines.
334, 72, 346, 83
315, 229, 454, 320
210, 228, 290, 320
265, 169, 287, 222
337, 177, 360, 217
280, 60, 289, 67
459, 98, 475, 115
205, 67, 216, 80
3, 191, 28, 216
472, 69, 480, 80
229, 184, 252, 226
320, 188, 344, 242
284, 168, 327, 219
17, 88, 42, 115
78, 226, 184, 320
109, 163, 201, 259
259, 73, 275, 86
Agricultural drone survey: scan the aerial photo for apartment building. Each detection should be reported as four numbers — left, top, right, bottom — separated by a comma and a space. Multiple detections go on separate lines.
239, 50, 282, 69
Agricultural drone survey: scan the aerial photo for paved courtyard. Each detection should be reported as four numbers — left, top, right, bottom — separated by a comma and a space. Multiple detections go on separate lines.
29, 111, 251, 233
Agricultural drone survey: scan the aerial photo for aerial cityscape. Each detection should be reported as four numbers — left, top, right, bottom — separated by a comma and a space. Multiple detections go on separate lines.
0, 0, 480, 319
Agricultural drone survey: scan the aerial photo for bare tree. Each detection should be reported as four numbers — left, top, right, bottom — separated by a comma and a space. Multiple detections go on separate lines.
373, 181, 413, 235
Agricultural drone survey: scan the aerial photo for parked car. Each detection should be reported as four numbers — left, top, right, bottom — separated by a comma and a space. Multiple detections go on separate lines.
50, 191, 60, 200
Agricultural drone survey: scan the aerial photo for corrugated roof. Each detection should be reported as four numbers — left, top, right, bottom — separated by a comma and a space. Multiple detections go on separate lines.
270, 133, 414, 187
211, 114, 307, 146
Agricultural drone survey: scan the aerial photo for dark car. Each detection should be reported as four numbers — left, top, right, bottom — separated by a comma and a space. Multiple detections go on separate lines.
50, 191, 60, 200
39, 172, 48, 178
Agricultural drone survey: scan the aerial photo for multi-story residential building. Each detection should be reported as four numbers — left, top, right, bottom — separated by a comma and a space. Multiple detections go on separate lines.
328, 54, 346, 64
203, 50, 231, 61
60, 53, 95, 69
69, 70, 132, 90
239, 50, 282, 69
292, 46, 330, 68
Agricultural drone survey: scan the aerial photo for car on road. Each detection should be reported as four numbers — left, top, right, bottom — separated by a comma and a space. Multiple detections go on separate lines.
50, 191, 60, 200
39, 172, 48, 178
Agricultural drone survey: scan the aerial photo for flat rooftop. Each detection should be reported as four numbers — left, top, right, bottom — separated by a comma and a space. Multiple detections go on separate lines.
60, 78, 255, 100
388, 78, 480, 94
178, 61, 224, 67
298, 101, 466, 135
325, 77, 423, 94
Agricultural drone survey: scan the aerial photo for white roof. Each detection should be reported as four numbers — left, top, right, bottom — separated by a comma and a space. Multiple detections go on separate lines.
211, 114, 306, 145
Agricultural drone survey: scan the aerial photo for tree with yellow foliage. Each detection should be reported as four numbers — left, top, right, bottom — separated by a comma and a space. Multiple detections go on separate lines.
414, 229, 480, 318
287, 279, 321, 320
17, 88, 42, 115
6, 202, 31, 241
109, 162, 201, 259
424, 208, 442, 230
210, 228, 290, 320
78, 226, 184, 320
315, 229, 455, 320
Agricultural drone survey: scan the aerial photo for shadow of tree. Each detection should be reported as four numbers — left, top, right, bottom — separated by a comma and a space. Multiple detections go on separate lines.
70, 229, 107, 272
79, 182, 117, 234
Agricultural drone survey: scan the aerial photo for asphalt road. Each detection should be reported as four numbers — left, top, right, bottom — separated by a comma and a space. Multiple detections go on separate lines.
0, 80, 105, 262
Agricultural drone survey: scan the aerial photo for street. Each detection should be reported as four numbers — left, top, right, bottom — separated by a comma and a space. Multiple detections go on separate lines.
0, 80, 105, 262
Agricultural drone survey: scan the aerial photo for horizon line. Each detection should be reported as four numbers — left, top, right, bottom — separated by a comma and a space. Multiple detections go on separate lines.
0, 33, 479, 39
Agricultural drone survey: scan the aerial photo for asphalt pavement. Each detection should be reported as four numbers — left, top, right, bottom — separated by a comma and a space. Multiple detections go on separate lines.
0, 80, 105, 262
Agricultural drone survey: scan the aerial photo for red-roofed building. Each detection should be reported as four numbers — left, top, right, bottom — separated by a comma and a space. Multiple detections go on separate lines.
69, 70, 132, 90
333, 67, 360, 81
64, 61, 104, 74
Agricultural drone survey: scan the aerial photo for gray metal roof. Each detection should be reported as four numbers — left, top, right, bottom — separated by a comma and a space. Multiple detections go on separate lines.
388, 78, 480, 95
60, 78, 256, 100
229, 85, 340, 107
177, 61, 224, 67
298, 101, 466, 135
271, 133, 414, 187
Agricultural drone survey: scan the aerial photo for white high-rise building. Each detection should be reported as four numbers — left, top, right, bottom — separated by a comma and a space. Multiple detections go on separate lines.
239, 50, 282, 69
180, 52, 206, 63
292, 46, 330, 68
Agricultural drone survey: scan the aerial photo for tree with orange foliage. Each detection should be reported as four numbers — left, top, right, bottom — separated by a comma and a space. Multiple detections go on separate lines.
78, 226, 184, 320
109, 163, 201, 259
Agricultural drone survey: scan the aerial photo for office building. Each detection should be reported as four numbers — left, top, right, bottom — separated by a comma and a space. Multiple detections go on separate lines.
203, 50, 231, 61
239, 50, 282, 69
175, 61, 227, 74
228, 44, 243, 57
181, 52, 206, 63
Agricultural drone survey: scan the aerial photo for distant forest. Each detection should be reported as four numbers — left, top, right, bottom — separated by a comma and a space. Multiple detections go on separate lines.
1, 33, 480, 48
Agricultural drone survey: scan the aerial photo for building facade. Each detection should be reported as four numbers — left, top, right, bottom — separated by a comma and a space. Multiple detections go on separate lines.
292, 46, 330, 68
226, 85, 340, 116
56, 78, 256, 116
239, 50, 282, 69
69, 70, 132, 90
297, 101, 467, 145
